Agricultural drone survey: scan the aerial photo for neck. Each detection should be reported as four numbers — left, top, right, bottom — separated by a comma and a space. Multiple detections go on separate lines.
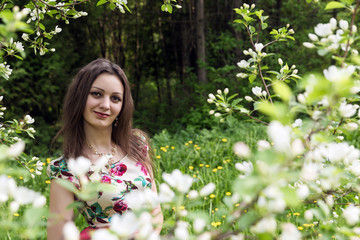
84, 124, 114, 153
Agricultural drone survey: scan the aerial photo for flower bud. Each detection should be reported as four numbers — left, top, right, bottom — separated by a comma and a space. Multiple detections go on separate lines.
224, 88, 229, 94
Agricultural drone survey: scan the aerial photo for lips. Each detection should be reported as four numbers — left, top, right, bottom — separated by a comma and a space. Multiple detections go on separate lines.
94, 111, 110, 118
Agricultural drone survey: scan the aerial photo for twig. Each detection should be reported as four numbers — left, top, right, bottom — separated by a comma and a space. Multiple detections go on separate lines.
258, 63, 273, 103
36, 0, 90, 8
341, 0, 360, 67
246, 26, 255, 48
235, 110, 269, 125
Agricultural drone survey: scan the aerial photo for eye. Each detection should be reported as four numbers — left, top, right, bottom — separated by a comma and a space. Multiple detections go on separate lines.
90, 91, 102, 97
111, 96, 122, 103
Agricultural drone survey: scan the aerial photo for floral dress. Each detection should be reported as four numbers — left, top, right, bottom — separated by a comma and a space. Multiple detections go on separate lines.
47, 155, 152, 228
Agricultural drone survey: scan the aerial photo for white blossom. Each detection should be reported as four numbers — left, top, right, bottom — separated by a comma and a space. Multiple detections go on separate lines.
251, 217, 277, 233
339, 20, 349, 30
91, 229, 118, 240
257, 140, 271, 151
199, 183, 215, 197
267, 121, 291, 152
245, 96, 253, 101
175, 221, 189, 240
329, 18, 337, 30
323, 65, 355, 82
209, 110, 215, 115
252, 86, 262, 97
67, 156, 91, 176
236, 73, 248, 78
193, 218, 206, 233
224, 88, 229, 94
110, 213, 139, 237
214, 113, 221, 117
158, 183, 175, 203
343, 204, 360, 225
305, 210, 313, 221
339, 101, 359, 118
303, 42, 315, 48
297, 184, 310, 199
237, 60, 250, 68
308, 33, 319, 41
233, 142, 251, 158
63, 221, 79, 240
235, 161, 253, 175
8, 141, 25, 158
254, 43, 264, 52
279, 223, 301, 240
0, 175, 16, 202
278, 58, 283, 65
188, 190, 198, 199
208, 93, 215, 100
292, 118, 302, 128
163, 171, 186, 194
314, 23, 333, 37
24, 115, 35, 124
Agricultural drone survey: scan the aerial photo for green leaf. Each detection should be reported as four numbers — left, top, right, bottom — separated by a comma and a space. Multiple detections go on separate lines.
109, 3, 116, 10
325, 1, 346, 10
273, 81, 292, 102
248, 74, 256, 83
249, 25, 256, 34
261, 22, 268, 30
96, 0, 107, 6
39, 23, 45, 31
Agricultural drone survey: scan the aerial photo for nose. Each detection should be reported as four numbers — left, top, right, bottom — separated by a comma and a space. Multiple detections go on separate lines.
99, 97, 110, 110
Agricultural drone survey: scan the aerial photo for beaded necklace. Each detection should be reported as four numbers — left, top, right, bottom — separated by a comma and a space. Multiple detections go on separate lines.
87, 142, 117, 168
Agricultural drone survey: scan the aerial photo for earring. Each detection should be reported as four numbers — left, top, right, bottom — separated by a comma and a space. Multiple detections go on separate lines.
114, 116, 119, 127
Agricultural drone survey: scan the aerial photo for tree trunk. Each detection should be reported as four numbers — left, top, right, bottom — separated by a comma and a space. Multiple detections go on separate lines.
196, 0, 206, 83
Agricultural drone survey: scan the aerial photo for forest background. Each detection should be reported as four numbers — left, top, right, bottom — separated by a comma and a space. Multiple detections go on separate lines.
3, 0, 331, 158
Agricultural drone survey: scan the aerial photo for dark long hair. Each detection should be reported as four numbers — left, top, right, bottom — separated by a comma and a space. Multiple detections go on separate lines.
53, 58, 153, 174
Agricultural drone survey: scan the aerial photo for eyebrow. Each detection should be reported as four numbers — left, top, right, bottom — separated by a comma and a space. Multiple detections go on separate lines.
92, 86, 123, 95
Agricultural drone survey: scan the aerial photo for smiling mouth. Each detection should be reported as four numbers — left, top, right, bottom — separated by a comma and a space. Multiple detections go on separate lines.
94, 111, 110, 118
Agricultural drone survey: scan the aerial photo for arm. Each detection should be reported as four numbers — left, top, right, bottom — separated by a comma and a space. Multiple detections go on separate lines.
151, 178, 164, 234
47, 180, 75, 240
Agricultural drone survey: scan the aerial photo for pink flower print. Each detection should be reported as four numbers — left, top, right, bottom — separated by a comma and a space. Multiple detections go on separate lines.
101, 175, 111, 184
141, 145, 149, 156
136, 162, 148, 176
113, 200, 128, 214
116, 179, 123, 183
110, 163, 127, 176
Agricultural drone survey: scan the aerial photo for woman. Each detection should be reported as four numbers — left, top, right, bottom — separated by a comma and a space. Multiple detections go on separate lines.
47, 58, 163, 240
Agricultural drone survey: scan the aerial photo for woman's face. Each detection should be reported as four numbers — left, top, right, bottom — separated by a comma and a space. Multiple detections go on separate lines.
83, 73, 124, 131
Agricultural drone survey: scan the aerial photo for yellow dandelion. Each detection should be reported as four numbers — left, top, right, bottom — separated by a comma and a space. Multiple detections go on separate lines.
156, 156, 161, 159
188, 141, 193, 144
30, 169, 34, 172
171, 146, 175, 149
212, 169, 217, 173
217, 166, 223, 170
194, 144, 198, 148
185, 143, 189, 146
293, 212, 300, 216
186, 194, 189, 198
211, 210, 214, 213
196, 147, 201, 150
46, 158, 51, 164
222, 215, 226, 218
216, 222, 221, 226
226, 159, 230, 162
331, 236, 335, 239
13, 213, 19, 217
235, 203, 240, 207
42, 162, 45, 166
205, 164, 210, 168
223, 160, 227, 164
297, 155, 301, 158
166, 145, 169, 148
172, 207, 176, 210
226, 192, 231, 196
7, 175, 11, 178
222, 138, 227, 142
199, 164, 204, 167
19, 177, 23, 180
298, 226, 304, 231
303, 223, 311, 227
215, 208, 218, 211
179, 206, 185, 210
193, 175, 197, 178
211, 222, 217, 227
210, 194, 216, 199
160, 147, 167, 152
243, 209, 247, 212
271, 142, 274, 145
154, 149, 157, 152
189, 166, 194, 170
313, 200, 317, 203
46, 180, 51, 184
